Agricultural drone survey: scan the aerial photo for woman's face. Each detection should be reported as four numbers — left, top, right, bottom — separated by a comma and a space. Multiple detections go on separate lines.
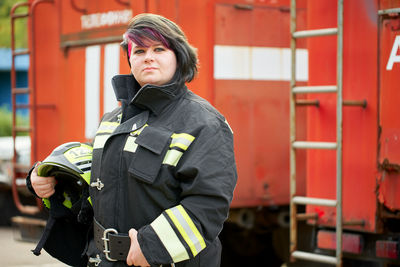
129, 39, 177, 87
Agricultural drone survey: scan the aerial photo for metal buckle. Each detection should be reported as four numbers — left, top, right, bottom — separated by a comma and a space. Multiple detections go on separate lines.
102, 228, 118, 261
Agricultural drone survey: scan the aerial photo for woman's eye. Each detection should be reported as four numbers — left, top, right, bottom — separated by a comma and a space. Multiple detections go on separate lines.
154, 47, 165, 52
134, 49, 145, 54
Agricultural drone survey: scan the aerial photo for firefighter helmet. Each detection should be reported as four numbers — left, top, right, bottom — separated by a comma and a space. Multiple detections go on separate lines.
37, 142, 93, 209
31, 142, 94, 264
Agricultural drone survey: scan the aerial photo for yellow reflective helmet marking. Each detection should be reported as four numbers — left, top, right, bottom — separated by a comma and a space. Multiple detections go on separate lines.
64, 143, 93, 164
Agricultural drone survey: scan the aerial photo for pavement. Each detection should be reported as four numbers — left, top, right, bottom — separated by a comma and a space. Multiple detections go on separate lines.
0, 227, 68, 267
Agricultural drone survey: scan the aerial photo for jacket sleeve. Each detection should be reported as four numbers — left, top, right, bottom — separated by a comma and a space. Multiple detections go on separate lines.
137, 118, 238, 265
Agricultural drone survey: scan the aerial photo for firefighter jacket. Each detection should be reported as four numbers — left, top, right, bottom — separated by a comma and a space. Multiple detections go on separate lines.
86, 74, 238, 266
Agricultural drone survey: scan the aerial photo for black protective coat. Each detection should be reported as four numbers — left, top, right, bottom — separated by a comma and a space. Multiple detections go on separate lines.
86, 74, 237, 267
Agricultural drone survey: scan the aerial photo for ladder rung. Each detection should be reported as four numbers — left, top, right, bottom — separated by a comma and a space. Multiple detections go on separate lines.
292, 85, 337, 94
13, 49, 30, 56
378, 8, 400, 15
296, 213, 318, 221
292, 251, 338, 265
14, 126, 31, 132
293, 196, 337, 207
12, 216, 46, 227
15, 205, 40, 215
295, 99, 319, 107
292, 141, 337, 150
12, 88, 30, 94
15, 178, 27, 186
14, 163, 31, 174
15, 104, 30, 109
293, 28, 338, 38
12, 13, 30, 19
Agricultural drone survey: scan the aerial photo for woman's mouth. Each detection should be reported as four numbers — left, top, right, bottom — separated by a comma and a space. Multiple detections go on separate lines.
143, 67, 157, 71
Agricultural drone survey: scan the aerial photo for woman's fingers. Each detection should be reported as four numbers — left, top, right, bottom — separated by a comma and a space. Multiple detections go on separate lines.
30, 167, 56, 198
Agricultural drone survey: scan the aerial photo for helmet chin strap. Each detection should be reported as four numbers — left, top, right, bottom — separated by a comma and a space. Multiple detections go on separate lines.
31, 189, 72, 256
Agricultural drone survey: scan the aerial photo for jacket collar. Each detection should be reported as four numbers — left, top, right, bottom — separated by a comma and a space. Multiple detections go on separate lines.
111, 74, 186, 116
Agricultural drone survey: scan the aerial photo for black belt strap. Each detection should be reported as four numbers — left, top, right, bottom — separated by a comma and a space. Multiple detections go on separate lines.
93, 218, 131, 261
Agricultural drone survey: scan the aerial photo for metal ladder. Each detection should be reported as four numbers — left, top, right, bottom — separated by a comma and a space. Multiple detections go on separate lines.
289, 0, 343, 266
10, 2, 41, 215
10, 0, 54, 215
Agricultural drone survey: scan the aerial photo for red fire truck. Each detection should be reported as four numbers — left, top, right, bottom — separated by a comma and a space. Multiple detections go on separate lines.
9, 0, 400, 266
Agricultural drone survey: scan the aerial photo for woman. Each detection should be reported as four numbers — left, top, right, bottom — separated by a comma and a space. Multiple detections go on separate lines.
29, 13, 237, 267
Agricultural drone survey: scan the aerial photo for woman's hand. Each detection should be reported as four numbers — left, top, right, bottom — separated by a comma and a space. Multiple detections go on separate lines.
30, 164, 56, 198
126, 228, 150, 267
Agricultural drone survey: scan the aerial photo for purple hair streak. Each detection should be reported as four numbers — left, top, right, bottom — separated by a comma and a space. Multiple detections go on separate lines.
125, 27, 171, 58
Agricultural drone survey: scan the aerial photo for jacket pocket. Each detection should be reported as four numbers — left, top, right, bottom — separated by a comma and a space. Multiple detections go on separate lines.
128, 125, 172, 184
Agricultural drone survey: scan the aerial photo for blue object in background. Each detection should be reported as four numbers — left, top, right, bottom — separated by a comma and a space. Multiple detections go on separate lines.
0, 48, 29, 116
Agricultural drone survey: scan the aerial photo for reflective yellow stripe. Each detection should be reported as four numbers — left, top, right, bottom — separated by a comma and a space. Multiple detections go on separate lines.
130, 124, 148, 136
123, 124, 148, 152
43, 198, 50, 209
124, 136, 138, 153
43, 192, 72, 209
96, 121, 120, 134
170, 133, 195, 150
64, 155, 92, 165
166, 205, 206, 257
63, 193, 72, 209
151, 214, 190, 263
162, 149, 183, 166
81, 172, 91, 185
176, 205, 206, 250
171, 133, 195, 142
64, 144, 93, 164
163, 133, 194, 166
93, 135, 109, 149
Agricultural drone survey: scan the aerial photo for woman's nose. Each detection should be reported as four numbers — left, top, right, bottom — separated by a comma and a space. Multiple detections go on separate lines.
144, 50, 154, 61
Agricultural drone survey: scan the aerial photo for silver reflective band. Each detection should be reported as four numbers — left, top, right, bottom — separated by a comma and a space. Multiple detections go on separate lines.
150, 214, 190, 262
91, 178, 104, 190
88, 254, 102, 266
102, 228, 118, 262
170, 136, 192, 150
166, 206, 206, 256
